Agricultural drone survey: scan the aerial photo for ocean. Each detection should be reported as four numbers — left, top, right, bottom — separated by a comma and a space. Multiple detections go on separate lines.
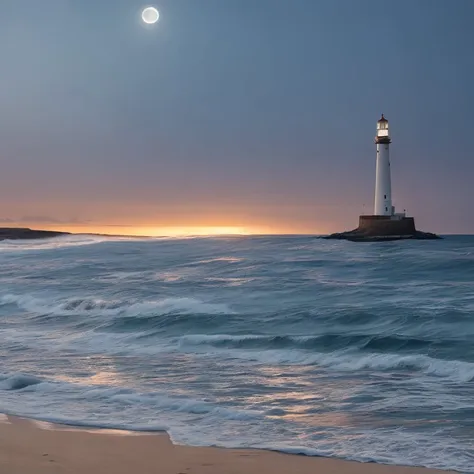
0, 235, 473, 472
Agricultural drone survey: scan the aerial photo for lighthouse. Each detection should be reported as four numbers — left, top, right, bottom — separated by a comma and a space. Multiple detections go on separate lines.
374, 114, 393, 216
324, 114, 440, 241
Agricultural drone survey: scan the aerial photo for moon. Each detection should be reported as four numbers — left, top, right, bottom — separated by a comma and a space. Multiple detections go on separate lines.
141, 6, 159, 25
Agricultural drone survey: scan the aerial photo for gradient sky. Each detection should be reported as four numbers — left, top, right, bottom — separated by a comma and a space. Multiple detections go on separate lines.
0, 0, 473, 234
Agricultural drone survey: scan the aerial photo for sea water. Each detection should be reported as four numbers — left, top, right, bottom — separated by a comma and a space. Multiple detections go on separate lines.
0, 235, 473, 472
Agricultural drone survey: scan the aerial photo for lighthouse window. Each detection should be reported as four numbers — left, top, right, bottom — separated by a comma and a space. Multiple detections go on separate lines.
384, 195, 386, 199
385, 207, 388, 211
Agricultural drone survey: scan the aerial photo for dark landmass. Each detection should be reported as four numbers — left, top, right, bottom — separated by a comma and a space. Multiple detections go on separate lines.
323, 215, 441, 242
323, 229, 441, 242
0, 227, 69, 241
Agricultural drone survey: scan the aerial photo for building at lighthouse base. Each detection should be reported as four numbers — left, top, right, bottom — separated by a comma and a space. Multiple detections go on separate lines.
324, 215, 440, 242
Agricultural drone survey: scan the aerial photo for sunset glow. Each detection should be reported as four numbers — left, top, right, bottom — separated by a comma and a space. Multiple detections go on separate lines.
22, 224, 263, 237
118, 226, 251, 237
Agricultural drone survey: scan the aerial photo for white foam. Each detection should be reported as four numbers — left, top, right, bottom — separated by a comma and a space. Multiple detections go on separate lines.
0, 234, 116, 251
1, 373, 261, 421
0, 234, 188, 252
195, 257, 244, 264
26, 416, 168, 434
106, 392, 261, 420
0, 414, 10, 424
0, 294, 234, 318
177, 337, 474, 383
255, 431, 473, 473
179, 334, 265, 345
322, 352, 474, 383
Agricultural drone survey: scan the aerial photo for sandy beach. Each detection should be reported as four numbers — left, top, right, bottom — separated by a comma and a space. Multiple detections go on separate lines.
0, 416, 452, 474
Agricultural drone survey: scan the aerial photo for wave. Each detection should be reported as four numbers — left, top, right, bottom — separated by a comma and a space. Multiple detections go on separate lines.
254, 430, 472, 473
0, 294, 234, 318
0, 372, 261, 422
178, 334, 474, 382
320, 351, 474, 382
0, 234, 123, 251
193, 257, 244, 264
0, 373, 42, 391
0, 234, 189, 252
178, 333, 440, 352
30, 418, 168, 434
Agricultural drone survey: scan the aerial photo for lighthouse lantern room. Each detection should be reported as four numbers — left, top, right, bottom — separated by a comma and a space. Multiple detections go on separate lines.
376, 115, 390, 138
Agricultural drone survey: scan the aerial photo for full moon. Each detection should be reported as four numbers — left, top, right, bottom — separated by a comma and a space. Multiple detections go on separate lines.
141, 6, 159, 24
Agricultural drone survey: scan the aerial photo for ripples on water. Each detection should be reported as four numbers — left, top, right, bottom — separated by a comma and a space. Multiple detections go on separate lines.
1, 235, 473, 472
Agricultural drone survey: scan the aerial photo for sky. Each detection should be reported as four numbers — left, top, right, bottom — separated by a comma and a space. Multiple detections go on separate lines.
0, 0, 473, 235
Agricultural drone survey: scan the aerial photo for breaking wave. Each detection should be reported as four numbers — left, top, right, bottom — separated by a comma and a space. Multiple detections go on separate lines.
0, 294, 234, 318
0, 372, 261, 421
178, 335, 474, 382
179, 333, 441, 352
0, 373, 43, 391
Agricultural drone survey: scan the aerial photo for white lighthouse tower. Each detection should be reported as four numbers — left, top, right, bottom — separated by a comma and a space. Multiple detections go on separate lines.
374, 114, 393, 216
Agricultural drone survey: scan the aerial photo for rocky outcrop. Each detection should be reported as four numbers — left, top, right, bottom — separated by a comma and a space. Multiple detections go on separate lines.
0, 228, 69, 241
324, 216, 440, 242
324, 230, 440, 242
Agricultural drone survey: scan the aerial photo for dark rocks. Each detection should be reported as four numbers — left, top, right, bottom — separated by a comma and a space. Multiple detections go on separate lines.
324, 229, 441, 242
323, 215, 441, 242
412, 230, 441, 240
0, 227, 69, 241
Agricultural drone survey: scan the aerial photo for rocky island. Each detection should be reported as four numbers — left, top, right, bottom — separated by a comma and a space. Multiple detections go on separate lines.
0, 227, 69, 241
323, 216, 440, 242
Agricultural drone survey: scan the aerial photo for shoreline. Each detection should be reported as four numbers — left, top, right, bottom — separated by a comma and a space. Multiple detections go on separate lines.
0, 415, 454, 474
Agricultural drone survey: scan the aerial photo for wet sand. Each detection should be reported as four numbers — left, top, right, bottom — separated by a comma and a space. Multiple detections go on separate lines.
0, 415, 452, 474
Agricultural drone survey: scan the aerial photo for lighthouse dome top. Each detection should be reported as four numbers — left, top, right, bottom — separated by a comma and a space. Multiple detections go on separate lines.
378, 114, 388, 123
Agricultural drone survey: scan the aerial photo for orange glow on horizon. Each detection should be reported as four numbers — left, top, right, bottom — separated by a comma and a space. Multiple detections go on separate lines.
8, 223, 328, 237
0, 203, 337, 236
111, 226, 252, 237
20, 224, 263, 237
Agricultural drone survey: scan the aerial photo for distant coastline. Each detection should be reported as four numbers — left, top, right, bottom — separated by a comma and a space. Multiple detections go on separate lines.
0, 227, 157, 241
0, 227, 69, 241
